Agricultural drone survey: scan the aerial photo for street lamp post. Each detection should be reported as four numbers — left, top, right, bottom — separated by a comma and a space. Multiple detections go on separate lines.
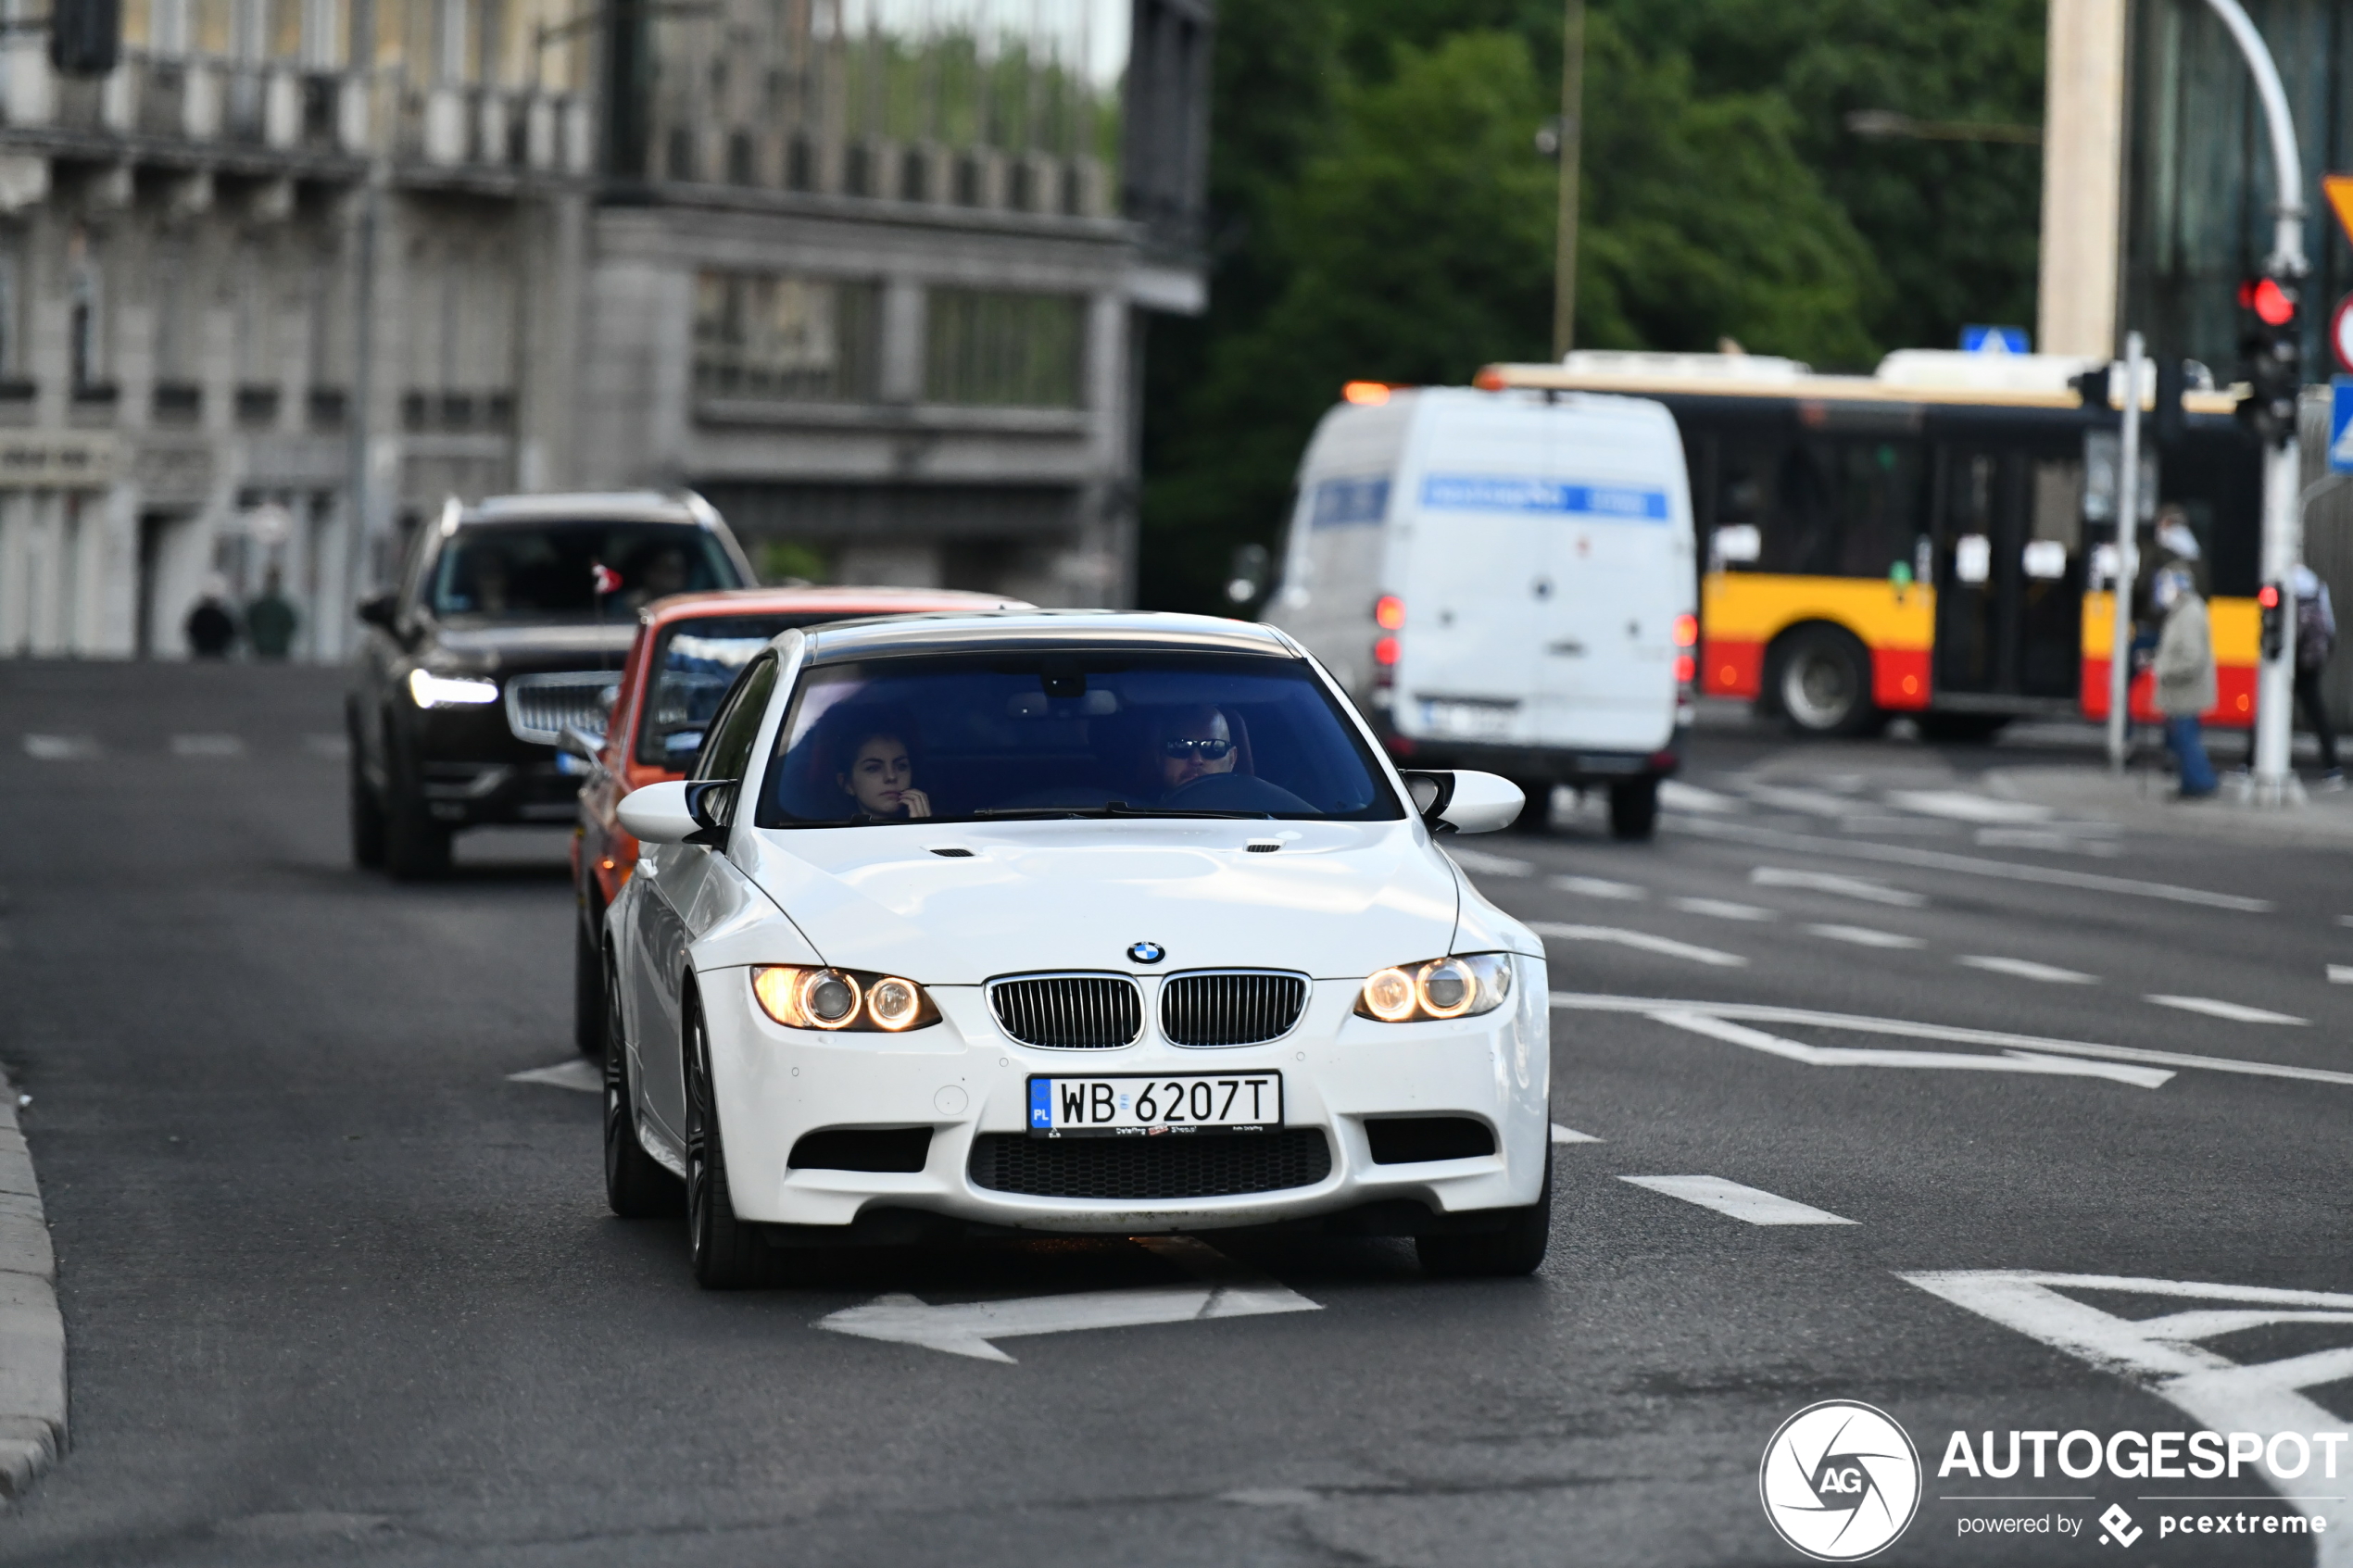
2202, 0, 2307, 804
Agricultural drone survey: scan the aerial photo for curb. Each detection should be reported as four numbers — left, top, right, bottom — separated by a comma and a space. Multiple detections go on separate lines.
0, 1067, 62, 1499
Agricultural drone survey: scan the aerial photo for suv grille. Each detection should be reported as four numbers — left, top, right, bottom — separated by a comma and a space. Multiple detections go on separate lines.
988, 974, 1142, 1049
968, 1130, 1331, 1198
1159, 971, 1308, 1047
504, 671, 619, 746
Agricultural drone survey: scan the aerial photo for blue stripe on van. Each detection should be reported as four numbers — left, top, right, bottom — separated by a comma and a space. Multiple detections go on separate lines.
1310, 476, 1390, 529
1419, 474, 1669, 521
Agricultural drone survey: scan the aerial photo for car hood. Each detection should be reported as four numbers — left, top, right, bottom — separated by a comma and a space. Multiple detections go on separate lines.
431, 621, 638, 670
732, 818, 1469, 985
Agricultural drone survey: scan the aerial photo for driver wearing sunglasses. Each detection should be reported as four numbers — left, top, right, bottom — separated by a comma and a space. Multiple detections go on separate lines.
1153, 705, 1239, 796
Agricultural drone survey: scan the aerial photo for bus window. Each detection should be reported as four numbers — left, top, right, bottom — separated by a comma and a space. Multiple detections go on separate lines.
1712, 435, 1921, 579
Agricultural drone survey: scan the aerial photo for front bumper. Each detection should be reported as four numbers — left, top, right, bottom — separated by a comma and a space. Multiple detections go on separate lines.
697, 957, 1553, 1236
399, 706, 585, 826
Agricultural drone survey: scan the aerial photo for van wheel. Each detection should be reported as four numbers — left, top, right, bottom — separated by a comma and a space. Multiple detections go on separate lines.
1608, 778, 1659, 840
1771, 627, 1877, 736
1505, 778, 1554, 833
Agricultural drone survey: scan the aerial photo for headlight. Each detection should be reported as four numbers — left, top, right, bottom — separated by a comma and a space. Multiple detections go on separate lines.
750, 965, 939, 1033
1353, 953, 1513, 1022
408, 669, 499, 708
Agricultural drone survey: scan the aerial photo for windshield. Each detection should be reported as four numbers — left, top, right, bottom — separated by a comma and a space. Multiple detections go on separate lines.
635, 613, 854, 766
427, 522, 742, 621
753, 651, 1402, 827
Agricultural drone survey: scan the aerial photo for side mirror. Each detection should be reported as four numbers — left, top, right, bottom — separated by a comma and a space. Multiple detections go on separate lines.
1401, 769, 1523, 834
356, 592, 398, 632
620, 779, 736, 847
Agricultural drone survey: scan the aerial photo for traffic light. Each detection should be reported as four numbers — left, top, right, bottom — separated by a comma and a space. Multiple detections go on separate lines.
2259, 581, 2286, 659
2236, 275, 2301, 446
49, 0, 120, 77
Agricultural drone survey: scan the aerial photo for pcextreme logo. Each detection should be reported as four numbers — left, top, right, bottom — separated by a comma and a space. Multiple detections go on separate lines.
1760, 1400, 1924, 1562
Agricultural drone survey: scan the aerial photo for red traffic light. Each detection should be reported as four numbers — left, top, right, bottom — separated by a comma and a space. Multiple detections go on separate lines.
2258, 583, 2283, 609
2240, 276, 2297, 326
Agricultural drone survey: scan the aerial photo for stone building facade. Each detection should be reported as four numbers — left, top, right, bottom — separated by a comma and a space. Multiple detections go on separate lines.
0, 0, 1211, 660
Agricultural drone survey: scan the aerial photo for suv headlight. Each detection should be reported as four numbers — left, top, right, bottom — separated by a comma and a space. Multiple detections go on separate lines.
751, 965, 939, 1032
1354, 953, 1513, 1022
408, 669, 499, 708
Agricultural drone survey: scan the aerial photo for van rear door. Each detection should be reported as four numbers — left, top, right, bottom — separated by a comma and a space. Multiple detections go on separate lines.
1394, 398, 1555, 746
1526, 404, 1689, 752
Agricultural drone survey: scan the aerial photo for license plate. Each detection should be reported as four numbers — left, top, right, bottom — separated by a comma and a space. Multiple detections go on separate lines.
1027, 1073, 1283, 1137
1420, 699, 1517, 740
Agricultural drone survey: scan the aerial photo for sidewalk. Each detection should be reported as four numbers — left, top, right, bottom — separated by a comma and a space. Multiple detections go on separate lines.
1987, 763, 2353, 851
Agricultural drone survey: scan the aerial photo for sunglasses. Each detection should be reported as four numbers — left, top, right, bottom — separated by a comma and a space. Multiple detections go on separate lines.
1161, 737, 1234, 760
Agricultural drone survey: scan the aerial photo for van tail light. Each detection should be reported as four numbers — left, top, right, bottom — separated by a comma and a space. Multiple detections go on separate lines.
1373, 634, 1401, 668
1673, 613, 1699, 647
1675, 654, 1697, 685
1375, 595, 1405, 630
1342, 381, 1390, 406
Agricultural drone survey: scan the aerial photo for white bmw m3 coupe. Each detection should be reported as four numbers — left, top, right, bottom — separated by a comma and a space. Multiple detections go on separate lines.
604, 611, 1553, 1286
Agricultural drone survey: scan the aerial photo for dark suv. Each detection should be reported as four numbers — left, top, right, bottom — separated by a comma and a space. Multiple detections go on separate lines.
348, 492, 755, 878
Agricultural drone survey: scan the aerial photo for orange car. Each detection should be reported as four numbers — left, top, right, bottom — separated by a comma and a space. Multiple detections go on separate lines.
569, 585, 1030, 1056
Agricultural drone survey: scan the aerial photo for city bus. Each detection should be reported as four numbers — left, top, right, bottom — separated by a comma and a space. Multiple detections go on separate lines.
1473, 350, 2260, 739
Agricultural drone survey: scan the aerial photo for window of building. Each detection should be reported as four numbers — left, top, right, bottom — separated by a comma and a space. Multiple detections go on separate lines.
694, 273, 882, 403
69, 255, 106, 391
925, 289, 1084, 408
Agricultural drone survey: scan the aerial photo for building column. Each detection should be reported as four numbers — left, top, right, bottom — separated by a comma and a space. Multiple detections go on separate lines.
2037, 0, 2128, 359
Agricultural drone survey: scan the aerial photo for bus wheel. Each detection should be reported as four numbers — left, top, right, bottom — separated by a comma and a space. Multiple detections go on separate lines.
1608, 778, 1659, 840
1771, 627, 1877, 737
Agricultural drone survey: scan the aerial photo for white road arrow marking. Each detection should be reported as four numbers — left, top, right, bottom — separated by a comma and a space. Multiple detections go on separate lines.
1621, 1174, 1855, 1225
1530, 922, 1746, 967
1551, 1123, 1601, 1144
1751, 866, 1926, 907
1884, 789, 2055, 824
1645, 1010, 2173, 1089
507, 1060, 601, 1092
2330, 965, 2353, 985
816, 1236, 1319, 1363
1807, 923, 1924, 949
2146, 995, 2309, 1025
1550, 992, 2353, 1088
1903, 1272, 2353, 1566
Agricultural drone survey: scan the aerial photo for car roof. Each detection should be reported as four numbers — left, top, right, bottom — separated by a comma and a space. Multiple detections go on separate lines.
797, 609, 1300, 663
461, 492, 710, 527
638, 586, 1035, 629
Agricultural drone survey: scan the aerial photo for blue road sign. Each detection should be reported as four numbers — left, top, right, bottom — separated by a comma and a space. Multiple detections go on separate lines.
1960, 324, 2032, 355
2329, 379, 2353, 474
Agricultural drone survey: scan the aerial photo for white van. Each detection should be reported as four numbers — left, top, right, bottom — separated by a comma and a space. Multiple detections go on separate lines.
1267, 386, 1696, 839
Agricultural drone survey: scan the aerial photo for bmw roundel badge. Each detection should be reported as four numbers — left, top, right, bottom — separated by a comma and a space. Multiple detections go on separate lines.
1127, 941, 1165, 964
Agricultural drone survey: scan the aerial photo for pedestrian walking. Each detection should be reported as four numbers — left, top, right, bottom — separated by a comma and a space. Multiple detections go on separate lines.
2151, 565, 2217, 799
245, 568, 298, 660
184, 576, 238, 659
2291, 563, 2340, 787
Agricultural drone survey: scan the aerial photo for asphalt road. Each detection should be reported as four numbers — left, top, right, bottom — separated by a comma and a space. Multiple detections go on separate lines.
0, 660, 2347, 1567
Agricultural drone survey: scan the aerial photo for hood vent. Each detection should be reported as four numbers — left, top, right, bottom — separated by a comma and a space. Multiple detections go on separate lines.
928, 847, 975, 858
1245, 839, 1281, 853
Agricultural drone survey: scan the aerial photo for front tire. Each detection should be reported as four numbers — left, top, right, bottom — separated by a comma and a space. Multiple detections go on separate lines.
604, 947, 679, 1220
1607, 778, 1659, 841
384, 789, 451, 881
348, 759, 386, 870
1417, 1158, 1552, 1278
685, 995, 767, 1287
1770, 625, 1878, 737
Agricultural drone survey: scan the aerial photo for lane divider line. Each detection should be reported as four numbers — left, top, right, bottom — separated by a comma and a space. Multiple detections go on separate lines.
1619, 1174, 1856, 1226
1751, 866, 1927, 908
1550, 991, 2353, 1088
1550, 1123, 1601, 1144
1673, 815, 2273, 912
1807, 923, 1925, 949
1646, 1010, 2172, 1089
1956, 955, 2099, 985
1550, 875, 1646, 901
2145, 995, 2309, 1026
1529, 922, 1746, 967
1670, 897, 1773, 922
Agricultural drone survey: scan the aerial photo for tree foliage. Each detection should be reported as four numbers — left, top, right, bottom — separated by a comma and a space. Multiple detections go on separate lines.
1138, 0, 2046, 612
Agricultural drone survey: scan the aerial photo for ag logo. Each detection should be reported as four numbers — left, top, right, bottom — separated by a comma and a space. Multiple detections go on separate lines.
1126, 941, 1164, 964
1759, 1400, 1921, 1561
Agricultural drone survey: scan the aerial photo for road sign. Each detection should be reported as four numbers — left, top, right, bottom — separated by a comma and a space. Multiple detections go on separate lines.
2325, 173, 2353, 249
2332, 379, 2353, 474
2333, 295, 2353, 375
1959, 324, 2030, 355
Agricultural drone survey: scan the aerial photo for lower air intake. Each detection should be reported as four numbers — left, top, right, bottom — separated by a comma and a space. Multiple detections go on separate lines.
1364, 1116, 1495, 1164
968, 1130, 1332, 1199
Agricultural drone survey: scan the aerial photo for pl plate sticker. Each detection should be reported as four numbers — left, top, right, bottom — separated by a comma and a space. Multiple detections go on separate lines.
1759, 1400, 1922, 1561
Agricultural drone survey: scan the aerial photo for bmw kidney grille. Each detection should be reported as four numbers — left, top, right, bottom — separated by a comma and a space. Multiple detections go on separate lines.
1158, 970, 1309, 1047
988, 974, 1144, 1048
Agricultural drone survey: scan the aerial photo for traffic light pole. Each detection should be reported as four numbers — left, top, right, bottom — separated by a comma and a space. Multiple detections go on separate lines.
2107, 334, 2144, 773
2204, 0, 2307, 804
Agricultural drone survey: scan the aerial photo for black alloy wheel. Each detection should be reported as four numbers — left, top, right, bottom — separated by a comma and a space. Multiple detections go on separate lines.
1416, 1156, 1553, 1278
603, 947, 679, 1219
1608, 777, 1660, 841
684, 995, 767, 1287
573, 888, 606, 1058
